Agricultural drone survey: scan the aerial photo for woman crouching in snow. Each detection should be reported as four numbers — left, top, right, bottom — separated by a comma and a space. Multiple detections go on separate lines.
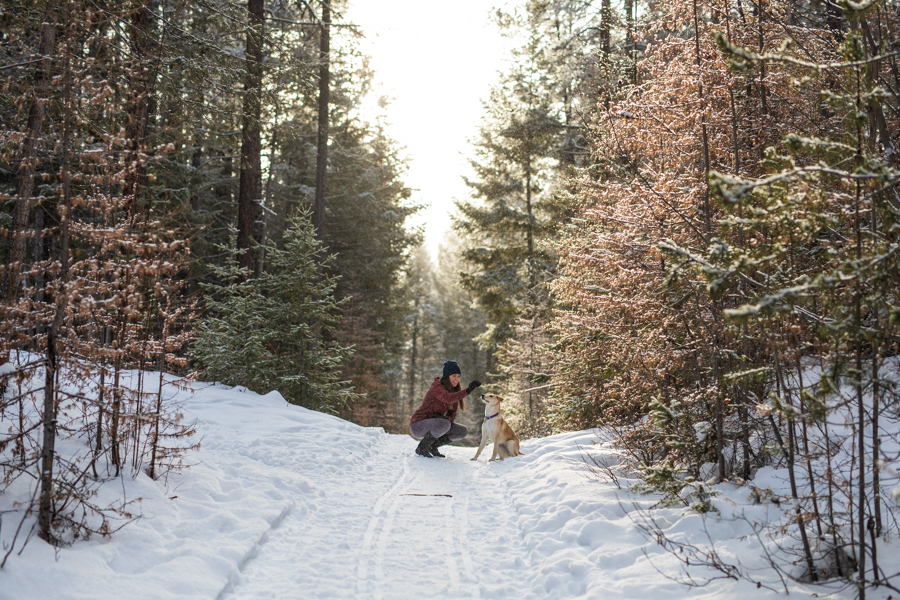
410, 360, 480, 457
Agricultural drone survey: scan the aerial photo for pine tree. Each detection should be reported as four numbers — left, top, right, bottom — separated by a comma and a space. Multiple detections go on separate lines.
455, 7, 575, 432
455, 59, 564, 347
192, 211, 356, 413
267, 37, 419, 426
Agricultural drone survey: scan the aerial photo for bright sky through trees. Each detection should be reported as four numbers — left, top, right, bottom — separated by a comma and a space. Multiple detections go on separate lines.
345, 1, 513, 257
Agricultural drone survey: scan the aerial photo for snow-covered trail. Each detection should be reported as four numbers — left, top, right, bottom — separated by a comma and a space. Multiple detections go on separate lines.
220, 435, 533, 600
3, 379, 857, 600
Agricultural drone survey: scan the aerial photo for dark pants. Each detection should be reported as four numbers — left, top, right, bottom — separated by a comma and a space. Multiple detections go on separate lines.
410, 418, 468, 442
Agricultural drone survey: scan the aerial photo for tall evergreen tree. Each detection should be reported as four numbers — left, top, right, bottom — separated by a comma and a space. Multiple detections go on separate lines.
455, 7, 574, 431
270, 39, 419, 426
192, 211, 356, 413
236, 0, 266, 276
455, 46, 564, 343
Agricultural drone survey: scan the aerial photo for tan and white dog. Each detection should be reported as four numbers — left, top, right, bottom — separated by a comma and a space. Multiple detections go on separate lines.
471, 393, 524, 461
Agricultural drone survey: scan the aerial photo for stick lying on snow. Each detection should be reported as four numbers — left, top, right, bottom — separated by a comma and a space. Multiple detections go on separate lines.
399, 494, 452, 497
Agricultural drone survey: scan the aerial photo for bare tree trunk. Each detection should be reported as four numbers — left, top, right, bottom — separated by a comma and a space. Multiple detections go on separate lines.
237, 0, 264, 275
189, 145, 202, 213
110, 300, 130, 475
407, 295, 419, 414
600, 0, 611, 58
29, 205, 46, 349
599, 0, 611, 108
872, 339, 882, 538
111, 360, 122, 474
691, 0, 722, 481
771, 342, 816, 580
257, 98, 279, 277
4, 0, 59, 310
857, 340, 866, 598
849, 418, 857, 564
186, 144, 203, 295
124, 0, 154, 222
788, 416, 817, 580
869, 162, 883, 537
149, 313, 168, 480
692, 0, 711, 240
38, 10, 71, 541
727, 33, 752, 478
33, 205, 45, 302
624, 0, 635, 83
39, 331, 60, 541
91, 368, 104, 479
796, 354, 823, 537
313, 0, 331, 239
865, 82, 891, 155
739, 400, 751, 478
853, 63, 866, 598
16, 377, 26, 465
868, 516, 878, 587
525, 165, 535, 293
822, 413, 844, 576
133, 349, 147, 471
714, 370, 725, 480
217, 150, 233, 213
757, 0, 768, 116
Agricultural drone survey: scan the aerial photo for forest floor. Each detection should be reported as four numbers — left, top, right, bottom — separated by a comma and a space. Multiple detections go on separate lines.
1, 377, 894, 599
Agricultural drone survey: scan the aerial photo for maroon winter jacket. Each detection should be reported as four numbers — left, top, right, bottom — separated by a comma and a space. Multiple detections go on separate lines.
410, 377, 469, 425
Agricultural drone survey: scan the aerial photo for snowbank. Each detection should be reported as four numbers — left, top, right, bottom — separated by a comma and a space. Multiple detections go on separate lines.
1, 373, 894, 599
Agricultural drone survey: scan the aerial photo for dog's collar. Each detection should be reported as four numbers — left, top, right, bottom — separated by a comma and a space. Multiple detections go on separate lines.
484, 412, 500, 421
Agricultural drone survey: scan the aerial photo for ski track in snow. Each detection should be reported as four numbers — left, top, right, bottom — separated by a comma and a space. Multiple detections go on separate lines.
222, 436, 535, 600
214, 503, 293, 600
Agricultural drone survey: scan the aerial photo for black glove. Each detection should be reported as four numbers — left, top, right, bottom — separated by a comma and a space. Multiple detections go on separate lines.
465, 380, 481, 394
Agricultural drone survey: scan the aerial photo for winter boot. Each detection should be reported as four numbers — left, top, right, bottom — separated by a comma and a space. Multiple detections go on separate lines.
429, 434, 452, 458
415, 432, 436, 458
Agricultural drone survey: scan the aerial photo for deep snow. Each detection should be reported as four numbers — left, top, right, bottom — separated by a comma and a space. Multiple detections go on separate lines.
1, 376, 897, 600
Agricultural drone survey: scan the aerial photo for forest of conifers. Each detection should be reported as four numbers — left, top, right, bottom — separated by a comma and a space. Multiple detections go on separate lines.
2, 0, 900, 592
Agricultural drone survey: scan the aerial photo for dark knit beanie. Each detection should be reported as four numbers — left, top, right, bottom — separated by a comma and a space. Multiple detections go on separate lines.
442, 360, 461, 378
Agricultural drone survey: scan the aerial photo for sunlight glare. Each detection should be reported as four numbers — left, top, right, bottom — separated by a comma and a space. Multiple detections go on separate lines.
344, 0, 515, 258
